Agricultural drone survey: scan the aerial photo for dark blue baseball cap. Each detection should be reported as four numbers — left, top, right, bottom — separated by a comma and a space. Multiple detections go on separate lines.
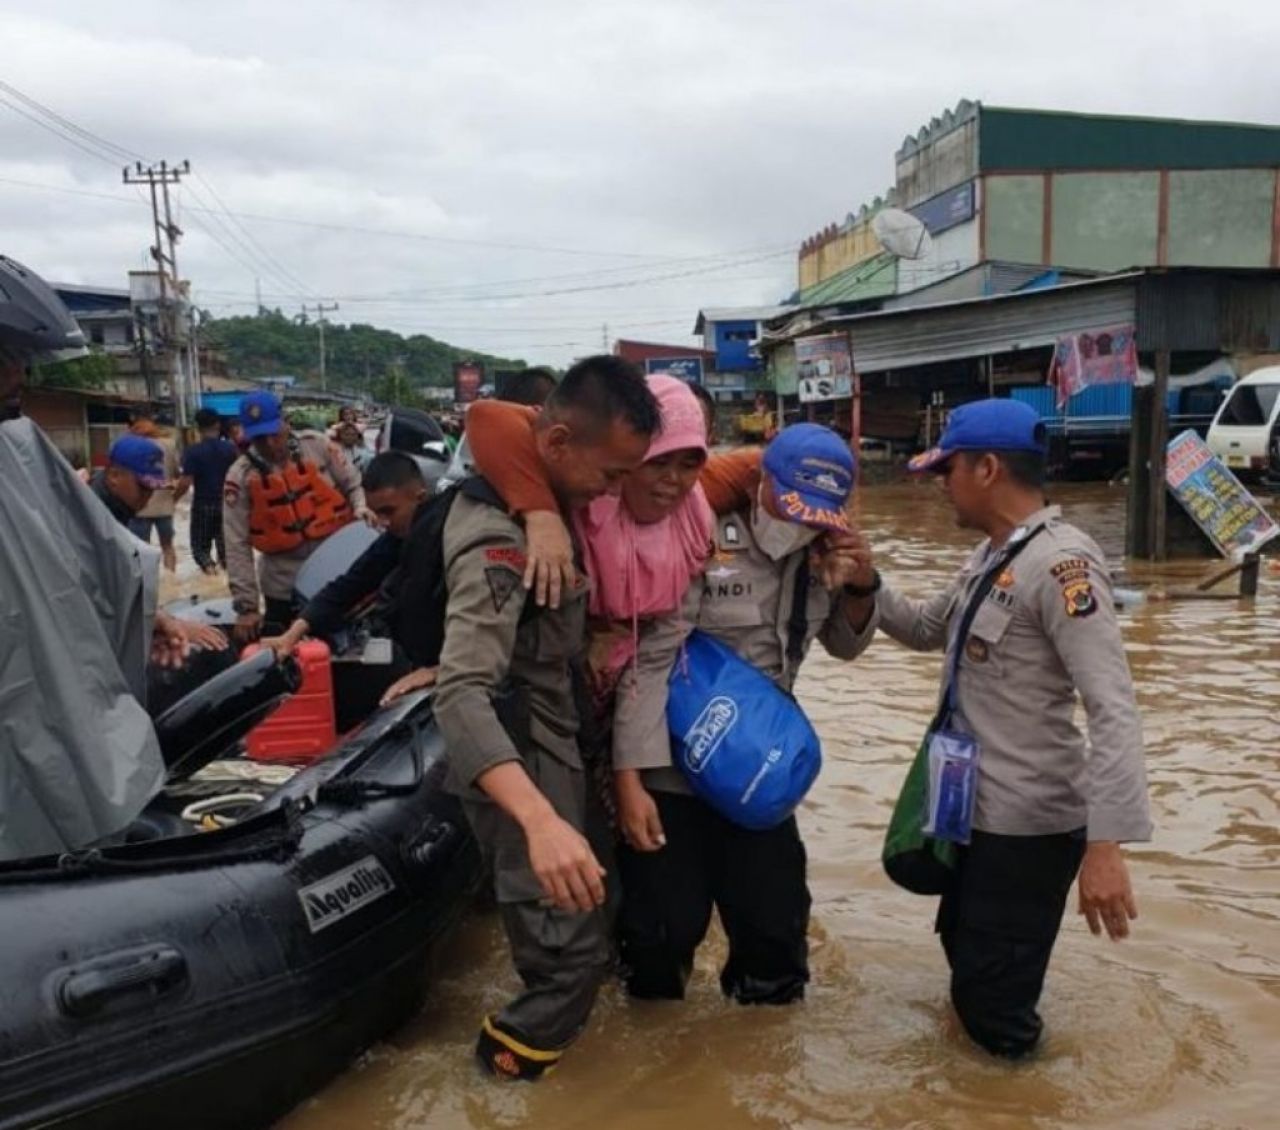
762, 422, 856, 532
908, 398, 1047, 473
239, 390, 284, 440
107, 434, 166, 488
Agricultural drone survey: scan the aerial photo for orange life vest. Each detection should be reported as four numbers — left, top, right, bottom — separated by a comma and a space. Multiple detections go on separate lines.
246, 446, 353, 554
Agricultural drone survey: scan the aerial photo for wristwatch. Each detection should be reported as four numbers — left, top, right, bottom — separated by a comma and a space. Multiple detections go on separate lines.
842, 570, 881, 599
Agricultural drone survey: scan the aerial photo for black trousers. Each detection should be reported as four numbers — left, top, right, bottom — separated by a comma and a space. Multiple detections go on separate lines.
617, 790, 810, 1005
937, 827, 1086, 1059
189, 500, 225, 570
262, 597, 298, 638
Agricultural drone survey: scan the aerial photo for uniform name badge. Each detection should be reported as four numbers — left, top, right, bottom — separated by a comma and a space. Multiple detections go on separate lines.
922, 728, 980, 844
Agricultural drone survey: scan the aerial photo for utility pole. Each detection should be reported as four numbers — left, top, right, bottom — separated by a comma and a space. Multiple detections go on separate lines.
601, 323, 609, 352
123, 159, 192, 426
301, 302, 339, 390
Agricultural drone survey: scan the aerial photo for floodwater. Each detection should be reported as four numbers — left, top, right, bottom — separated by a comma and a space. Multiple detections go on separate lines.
269, 479, 1279, 1130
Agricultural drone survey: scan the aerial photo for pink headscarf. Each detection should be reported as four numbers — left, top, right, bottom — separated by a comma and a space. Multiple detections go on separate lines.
576, 376, 712, 685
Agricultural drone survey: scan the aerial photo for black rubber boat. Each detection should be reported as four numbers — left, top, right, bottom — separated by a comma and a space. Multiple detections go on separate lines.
0, 652, 482, 1130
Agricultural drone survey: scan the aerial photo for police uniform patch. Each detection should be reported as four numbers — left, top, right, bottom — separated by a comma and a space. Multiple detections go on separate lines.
1063, 579, 1097, 617
995, 569, 1015, 589
223, 480, 241, 506
485, 546, 528, 572
1051, 558, 1091, 583
965, 637, 989, 663
484, 567, 523, 613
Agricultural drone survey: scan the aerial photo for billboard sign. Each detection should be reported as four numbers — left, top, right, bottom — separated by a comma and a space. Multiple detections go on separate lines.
1166, 429, 1279, 558
453, 360, 484, 405
909, 181, 975, 236
644, 357, 704, 383
796, 332, 854, 404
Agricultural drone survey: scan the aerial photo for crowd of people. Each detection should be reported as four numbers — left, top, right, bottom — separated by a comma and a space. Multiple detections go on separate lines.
1, 253, 1151, 1085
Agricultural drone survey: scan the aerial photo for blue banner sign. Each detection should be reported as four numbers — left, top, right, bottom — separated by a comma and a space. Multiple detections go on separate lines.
645, 357, 704, 383
910, 181, 975, 235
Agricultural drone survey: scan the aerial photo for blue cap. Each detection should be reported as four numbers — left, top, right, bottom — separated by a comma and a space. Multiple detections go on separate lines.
909, 398, 1047, 473
239, 391, 284, 440
762, 423, 855, 532
108, 434, 166, 488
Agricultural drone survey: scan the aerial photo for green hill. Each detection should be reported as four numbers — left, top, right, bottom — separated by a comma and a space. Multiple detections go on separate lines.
201, 310, 527, 398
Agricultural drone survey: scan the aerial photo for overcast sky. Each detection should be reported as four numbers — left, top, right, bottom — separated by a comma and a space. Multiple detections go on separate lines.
2, 1, 1278, 368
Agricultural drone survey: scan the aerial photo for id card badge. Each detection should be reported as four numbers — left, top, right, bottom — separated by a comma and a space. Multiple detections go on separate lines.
922, 728, 980, 844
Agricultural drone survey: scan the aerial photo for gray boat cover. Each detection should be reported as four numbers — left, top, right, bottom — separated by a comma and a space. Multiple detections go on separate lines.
0, 418, 165, 861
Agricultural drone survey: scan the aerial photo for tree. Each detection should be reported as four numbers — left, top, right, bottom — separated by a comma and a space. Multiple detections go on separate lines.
201, 311, 527, 398
28, 348, 118, 390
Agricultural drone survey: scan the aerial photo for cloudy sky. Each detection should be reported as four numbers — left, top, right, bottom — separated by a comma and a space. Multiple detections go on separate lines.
2, 1, 1278, 367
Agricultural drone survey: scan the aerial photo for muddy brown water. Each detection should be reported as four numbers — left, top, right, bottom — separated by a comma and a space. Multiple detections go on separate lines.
169, 480, 1277, 1130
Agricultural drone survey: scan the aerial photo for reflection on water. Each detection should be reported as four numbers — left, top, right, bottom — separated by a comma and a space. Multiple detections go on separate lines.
282, 479, 1280, 1130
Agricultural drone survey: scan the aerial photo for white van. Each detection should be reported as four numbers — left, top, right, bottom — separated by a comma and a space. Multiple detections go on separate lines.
1206, 367, 1280, 475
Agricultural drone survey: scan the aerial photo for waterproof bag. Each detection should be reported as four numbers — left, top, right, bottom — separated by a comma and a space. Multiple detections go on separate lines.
882, 525, 1045, 895
667, 629, 821, 830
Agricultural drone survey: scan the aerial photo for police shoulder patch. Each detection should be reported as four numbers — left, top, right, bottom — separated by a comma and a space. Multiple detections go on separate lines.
485, 545, 528, 572
485, 566, 523, 614
1050, 557, 1091, 578
1062, 579, 1097, 618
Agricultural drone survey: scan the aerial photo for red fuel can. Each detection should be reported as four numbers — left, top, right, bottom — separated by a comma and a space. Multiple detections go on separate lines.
242, 639, 337, 763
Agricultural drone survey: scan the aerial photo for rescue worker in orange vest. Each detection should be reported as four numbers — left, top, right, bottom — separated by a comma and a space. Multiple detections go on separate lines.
223, 391, 371, 643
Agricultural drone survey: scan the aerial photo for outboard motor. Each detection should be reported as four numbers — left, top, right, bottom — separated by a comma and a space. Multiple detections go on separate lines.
153, 650, 302, 780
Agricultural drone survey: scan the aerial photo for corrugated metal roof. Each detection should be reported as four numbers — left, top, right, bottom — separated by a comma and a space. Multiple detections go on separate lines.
768, 268, 1280, 373
787, 275, 1136, 374
1136, 272, 1280, 352
848, 281, 1136, 373
51, 283, 130, 299
980, 106, 1280, 171
798, 254, 896, 306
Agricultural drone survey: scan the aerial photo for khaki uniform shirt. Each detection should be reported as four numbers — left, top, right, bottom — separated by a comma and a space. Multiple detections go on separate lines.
614, 507, 879, 789
433, 494, 588, 794
222, 431, 365, 613
876, 505, 1151, 843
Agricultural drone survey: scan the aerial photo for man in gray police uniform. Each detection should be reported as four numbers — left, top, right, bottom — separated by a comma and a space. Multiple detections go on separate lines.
856, 398, 1151, 1058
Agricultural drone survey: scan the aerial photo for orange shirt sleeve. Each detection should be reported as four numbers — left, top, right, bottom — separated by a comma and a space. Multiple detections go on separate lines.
464, 401, 558, 513
699, 447, 762, 515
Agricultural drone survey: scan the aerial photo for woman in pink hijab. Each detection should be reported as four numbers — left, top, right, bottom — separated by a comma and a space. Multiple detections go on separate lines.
575, 375, 712, 701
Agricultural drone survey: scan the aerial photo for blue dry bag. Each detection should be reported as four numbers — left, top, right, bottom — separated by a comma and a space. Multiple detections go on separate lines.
666, 630, 822, 830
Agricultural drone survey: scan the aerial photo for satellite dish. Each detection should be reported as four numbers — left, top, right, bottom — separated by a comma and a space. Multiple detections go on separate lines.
872, 208, 934, 260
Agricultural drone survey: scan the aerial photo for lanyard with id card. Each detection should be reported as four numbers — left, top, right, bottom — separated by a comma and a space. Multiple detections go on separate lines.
923, 524, 1045, 845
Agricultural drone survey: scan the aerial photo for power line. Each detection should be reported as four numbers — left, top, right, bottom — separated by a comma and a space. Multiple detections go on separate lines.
0, 171, 798, 295
0, 81, 801, 311
0, 79, 143, 162
0, 80, 316, 298
189, 171, 316, 298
